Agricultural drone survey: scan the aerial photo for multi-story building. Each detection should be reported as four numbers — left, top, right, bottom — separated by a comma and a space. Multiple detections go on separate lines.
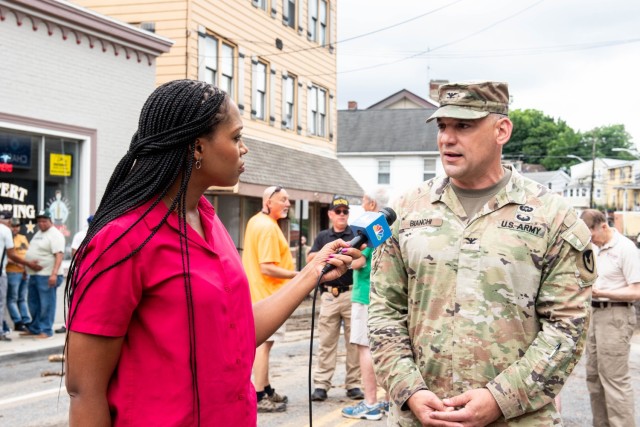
68, 0, 361, 257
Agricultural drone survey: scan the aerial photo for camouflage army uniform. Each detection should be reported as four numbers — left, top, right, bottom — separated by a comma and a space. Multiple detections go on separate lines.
368, 166, 595, 426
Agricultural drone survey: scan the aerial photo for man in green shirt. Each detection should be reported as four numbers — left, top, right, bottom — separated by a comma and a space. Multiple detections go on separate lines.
342, 187, 390, 421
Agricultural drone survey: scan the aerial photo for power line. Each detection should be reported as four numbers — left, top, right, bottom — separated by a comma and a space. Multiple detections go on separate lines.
300, 0, 545, 78
336, 37, 640, 59
258, 0, 466, 58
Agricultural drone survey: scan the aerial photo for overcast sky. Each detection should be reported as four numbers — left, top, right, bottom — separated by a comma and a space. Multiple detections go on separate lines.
336, 0, 640, 147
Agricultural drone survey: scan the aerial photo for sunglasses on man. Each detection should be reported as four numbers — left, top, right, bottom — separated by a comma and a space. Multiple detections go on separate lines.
333, 209, 349, 215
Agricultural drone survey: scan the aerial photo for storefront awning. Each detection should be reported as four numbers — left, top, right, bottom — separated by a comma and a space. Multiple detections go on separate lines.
220, 138, 363, 203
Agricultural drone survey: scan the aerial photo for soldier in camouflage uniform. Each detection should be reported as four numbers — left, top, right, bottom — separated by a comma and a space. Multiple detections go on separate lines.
368, 81, 596, 426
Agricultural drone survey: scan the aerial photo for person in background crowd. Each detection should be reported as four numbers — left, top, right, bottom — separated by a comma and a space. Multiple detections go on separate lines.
342, 187, 391, 421
242, 185, 297, 413
56, 214, 95, 334
6, 217, 32, 332
581, 209, 640, 427
70, 215, 94, 258
64, 80, 358, 426
0, 211, 41, 342
368, 81, 595, 426
309, 195, 364, 402
21, 209, 65, 339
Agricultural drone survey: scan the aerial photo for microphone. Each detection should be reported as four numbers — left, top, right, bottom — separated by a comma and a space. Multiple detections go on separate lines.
321, 207, 397, 274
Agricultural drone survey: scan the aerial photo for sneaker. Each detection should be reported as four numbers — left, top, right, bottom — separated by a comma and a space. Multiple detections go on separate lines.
14, 323, 28, 332
257, 397, 286, 413
346, 387, 365, 400
0, 335, 12, 342
311, 388, 327, 401
55, 326, 66, 334
268, 390, 288, 404
341, 401, 383, 421
377, 400, 390, 414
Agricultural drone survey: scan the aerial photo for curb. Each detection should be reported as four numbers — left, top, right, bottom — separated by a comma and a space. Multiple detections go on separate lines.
0, 344, 64, 364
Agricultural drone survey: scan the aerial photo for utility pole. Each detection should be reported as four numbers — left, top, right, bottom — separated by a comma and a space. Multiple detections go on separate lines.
589, 136, 596, 208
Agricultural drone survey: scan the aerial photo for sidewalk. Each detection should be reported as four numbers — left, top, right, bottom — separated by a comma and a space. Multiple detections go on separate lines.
0, 284, 66, 363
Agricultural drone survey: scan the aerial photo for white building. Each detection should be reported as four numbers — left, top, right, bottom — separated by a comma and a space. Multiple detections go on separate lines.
337, 89, 442, 204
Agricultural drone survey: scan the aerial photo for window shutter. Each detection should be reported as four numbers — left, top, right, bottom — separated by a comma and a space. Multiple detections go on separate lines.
297, 80, 303, 134
197, 25, 206, 80
269, 67, 276, 125
282, 0, 289, 25
329, 92, 334, 140
251, 56, 258, 119
298, 0, 304, 34
237, 50, 246, 114
281, 72, 288, 129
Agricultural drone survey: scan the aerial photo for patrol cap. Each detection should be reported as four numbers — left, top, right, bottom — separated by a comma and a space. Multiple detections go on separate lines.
35, 209, 52, 220
426, 81, 509, 122
330, 195, 349, 211
10, 217, 20, 226
0, 210, 12, 220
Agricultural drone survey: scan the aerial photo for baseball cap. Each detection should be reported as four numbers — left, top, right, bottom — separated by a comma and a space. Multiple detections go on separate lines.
330, 195, 349, 211
10, 217, 20, 226
35, 209, 52, 220
426, 81, 509, 123
0, 210, 13, 220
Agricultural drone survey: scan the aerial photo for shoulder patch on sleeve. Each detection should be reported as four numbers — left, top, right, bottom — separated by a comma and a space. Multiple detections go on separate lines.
560, 215, 591, 252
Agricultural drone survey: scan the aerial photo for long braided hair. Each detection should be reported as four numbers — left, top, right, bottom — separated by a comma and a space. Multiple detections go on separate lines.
64, 80, 229, 424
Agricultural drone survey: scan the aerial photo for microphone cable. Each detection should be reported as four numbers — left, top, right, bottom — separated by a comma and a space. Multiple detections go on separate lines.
307, 271, 326, 427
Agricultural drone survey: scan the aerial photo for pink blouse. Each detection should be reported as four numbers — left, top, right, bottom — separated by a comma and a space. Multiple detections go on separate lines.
71, 197, 257, 426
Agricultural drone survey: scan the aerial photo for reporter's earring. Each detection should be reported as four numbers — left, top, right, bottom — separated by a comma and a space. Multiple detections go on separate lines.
195, 158, 202, 170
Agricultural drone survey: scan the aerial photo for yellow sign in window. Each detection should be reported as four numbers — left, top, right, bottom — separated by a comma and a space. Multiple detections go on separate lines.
50, 153, 72, 177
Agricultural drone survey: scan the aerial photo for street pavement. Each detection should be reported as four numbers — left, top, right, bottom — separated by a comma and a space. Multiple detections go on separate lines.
2, 290, 640, 426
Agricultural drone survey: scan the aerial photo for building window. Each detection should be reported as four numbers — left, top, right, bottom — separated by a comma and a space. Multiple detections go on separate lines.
378, 160, 390, 184
569, 189, 574, 197
198, 32, 235, 99
308, 0, 317, 41
319, 0, 327, 46
253, 0, 267, 11
283, 0, 296, 28
0, 129, 83, 259
308, 0, 327, 44
308, 84, 326, 137
252, 59, 268, 120
548, 182, 553, 190
282, 73, 296, 130
423, 158, 436, 181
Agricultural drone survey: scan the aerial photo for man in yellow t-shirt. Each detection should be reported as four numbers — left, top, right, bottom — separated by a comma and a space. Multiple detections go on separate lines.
6, 217, 31, 331
242, 185, 296, 413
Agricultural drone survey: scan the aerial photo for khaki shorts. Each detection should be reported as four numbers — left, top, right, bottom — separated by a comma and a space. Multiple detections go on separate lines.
350, 302, 369, 346
266, 321, 287, 343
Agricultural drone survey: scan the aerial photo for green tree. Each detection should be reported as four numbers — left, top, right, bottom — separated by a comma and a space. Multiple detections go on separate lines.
580, 125, 635, 160
504, 109, 580, 170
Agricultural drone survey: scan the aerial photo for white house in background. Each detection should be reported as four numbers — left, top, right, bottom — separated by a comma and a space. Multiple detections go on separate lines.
523, 170, 571, 195
564, 158, 628, 209
337, 89, 442, 204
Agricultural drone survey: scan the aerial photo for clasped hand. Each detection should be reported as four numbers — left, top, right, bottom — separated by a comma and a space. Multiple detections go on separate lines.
407, 388, 501, 427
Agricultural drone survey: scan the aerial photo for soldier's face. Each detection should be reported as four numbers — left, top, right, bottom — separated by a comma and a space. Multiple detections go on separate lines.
436, 115, 507, 189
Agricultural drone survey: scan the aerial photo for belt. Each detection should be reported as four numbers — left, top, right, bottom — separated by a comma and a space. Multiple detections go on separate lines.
324, 285, 352, 297
591, 301, 633, 309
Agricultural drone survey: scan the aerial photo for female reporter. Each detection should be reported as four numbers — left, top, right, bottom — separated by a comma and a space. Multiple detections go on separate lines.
64, 80, 357, 426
